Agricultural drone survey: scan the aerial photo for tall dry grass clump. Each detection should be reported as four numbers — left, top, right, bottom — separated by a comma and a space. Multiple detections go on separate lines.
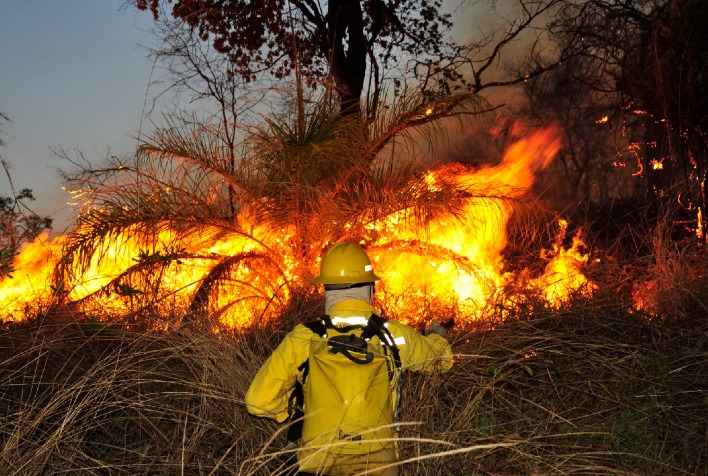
0, 319, 279, 475
399, 304, 706, 475
1, 267, 706, 475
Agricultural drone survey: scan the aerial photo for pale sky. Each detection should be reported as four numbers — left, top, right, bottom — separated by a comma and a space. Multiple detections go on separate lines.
0, 0, 157, 232
0, 0, 494, 234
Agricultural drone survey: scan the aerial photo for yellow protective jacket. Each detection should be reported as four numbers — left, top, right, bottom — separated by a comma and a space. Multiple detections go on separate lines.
245, 299, 453, 473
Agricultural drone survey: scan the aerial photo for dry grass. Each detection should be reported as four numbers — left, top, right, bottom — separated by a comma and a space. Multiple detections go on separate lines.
1, 206, 707, 475
1, 281, 705, 475
0, 320, 276, 475
400, 304, 707, 475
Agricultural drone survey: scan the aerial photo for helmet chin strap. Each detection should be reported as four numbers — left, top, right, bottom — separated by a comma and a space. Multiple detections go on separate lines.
325, 284, 374, 315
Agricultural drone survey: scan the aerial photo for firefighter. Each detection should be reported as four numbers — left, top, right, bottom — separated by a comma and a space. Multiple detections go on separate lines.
245, 242, 453, 475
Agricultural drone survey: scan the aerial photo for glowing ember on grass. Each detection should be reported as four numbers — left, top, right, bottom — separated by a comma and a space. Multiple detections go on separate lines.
0, 125, 598, 329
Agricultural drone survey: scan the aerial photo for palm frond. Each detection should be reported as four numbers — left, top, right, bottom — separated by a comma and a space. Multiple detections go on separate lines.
367, 90, 494, 160
52, 85, 518, 326
138, 116, 242, 189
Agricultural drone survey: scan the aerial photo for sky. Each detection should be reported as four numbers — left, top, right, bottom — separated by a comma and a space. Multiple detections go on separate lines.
0, 0, 158, 232
0, 0, 494, 234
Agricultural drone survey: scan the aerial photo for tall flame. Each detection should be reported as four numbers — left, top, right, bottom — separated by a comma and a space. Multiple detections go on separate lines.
369, 125, 580, 320
0, 125, 596, 328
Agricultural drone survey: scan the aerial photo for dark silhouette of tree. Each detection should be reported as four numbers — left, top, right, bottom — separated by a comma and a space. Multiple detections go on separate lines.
0, 189, 53, 279
513, 56, 627, 207
549, 0, 708, 216
0, 109, 9, 147
0, 112, 53, 278
133, 1, 573, 122
0, 189, 52, 251
136, 0, 455, 117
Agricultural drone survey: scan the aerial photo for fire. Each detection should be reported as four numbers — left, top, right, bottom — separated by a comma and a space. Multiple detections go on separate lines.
368, 126, 593, 320
532, 221, 596, 307
0, 232, 65, 319
697, 207, 704, 243
0, 125, 597, 329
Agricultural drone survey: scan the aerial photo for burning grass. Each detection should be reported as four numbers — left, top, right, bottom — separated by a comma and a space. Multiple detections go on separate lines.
0, 125, 586, 329
0, 282, 705, 475
1, 102, 705, 473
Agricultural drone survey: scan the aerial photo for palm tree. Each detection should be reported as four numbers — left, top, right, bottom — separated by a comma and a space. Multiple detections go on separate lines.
54, 90, 493, 328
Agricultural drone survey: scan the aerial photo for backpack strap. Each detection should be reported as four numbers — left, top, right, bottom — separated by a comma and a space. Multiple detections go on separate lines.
304, 316, 330, 337
286, 358, 309, 443
327, 334, 374, 364
304, 315, 375, 364
362, 313, 402, 373
363, 313, 404, 426
286, 316, 328, 443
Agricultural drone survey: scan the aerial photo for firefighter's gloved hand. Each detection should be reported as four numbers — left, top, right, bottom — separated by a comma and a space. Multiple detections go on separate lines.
425, 321, 447, 337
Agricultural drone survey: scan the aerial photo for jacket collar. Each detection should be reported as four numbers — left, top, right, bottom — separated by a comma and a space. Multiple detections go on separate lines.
328, 298, 374, 326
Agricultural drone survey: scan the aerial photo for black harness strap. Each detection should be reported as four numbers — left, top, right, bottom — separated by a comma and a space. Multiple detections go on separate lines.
366, 313, 404, 425
327, 334, 374, 364
286, 359, 309, 443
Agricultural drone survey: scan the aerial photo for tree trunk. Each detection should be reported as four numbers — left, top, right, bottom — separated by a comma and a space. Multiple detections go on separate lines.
327, 0, 366, 116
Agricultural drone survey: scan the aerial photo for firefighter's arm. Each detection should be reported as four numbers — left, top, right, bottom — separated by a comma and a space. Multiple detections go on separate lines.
388, 321, 453, 373
245, 324, 312, 422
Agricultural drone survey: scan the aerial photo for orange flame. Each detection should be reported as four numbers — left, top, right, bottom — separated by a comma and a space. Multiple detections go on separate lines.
532, 221, 596, 307
367, 126, 594, 321
1, 125, 597, 328
0, 232, 65, 320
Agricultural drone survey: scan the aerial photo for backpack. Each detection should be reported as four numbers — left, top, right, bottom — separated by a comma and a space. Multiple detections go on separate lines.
287, 313, 402, 455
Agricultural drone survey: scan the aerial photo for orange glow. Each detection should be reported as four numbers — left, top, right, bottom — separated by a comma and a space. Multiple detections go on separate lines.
697, 208, 704, 243
631, 280, 657, 317
532, 223, 596, 307
0, 232, 65, 320
1, 125, 598, 329
368, 126, 576, 320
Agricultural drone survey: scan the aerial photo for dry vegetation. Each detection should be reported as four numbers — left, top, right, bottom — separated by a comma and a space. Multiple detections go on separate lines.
1, 224, 706, 475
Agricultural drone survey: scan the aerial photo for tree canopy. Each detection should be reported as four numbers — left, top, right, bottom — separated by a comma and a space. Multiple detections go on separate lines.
136, 0, 456, 116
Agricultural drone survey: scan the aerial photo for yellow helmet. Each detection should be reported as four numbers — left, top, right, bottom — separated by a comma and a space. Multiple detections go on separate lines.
311, 242, 380, 285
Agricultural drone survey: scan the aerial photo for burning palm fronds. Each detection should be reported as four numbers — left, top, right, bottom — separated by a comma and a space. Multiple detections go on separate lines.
0, 109, 593, 329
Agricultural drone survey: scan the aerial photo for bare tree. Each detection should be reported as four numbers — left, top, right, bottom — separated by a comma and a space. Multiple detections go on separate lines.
512, 56, 629, 207
142, 17, 279, 220
1, 111, 53, 277
0, 109, 9, 147
548, 0, 708, 216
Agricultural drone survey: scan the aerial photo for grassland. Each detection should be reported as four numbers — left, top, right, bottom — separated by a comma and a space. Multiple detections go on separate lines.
1, 263, 706, 476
